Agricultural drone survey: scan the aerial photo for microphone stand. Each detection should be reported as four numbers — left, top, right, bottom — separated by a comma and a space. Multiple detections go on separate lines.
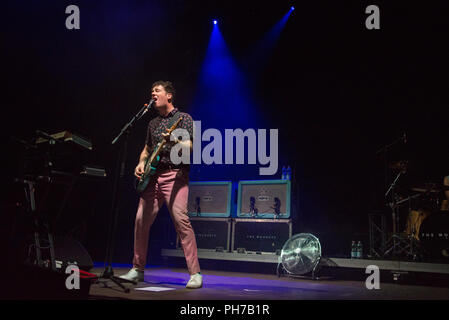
195, 197, 201, 217
249, 197, 258, 218
98, 102, 152, 293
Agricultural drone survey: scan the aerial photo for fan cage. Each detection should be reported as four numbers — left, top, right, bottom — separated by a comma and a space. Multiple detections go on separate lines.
279, 233, 322, 275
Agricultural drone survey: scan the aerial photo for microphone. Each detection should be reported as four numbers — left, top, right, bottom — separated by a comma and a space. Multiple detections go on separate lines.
141, 98, 155, 116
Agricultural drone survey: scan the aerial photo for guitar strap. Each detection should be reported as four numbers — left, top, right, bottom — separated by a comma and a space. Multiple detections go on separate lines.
166, 110, 182, 131
136, 111, 184, 192
154, 110, 182, 137
152, 110, 183, 152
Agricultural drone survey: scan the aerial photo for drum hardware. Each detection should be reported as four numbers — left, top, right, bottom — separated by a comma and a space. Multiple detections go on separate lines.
442, 200, 449, 212
388, 160, 408, 171
376, 134, 406, 259
405, 209, 431, 241
382, 166, 422, 260
385, 169, 405, 237
384, 181, 448, 261
419, 213, 449, 261
411, 187, 441, 193
383, 234, 420, 261
376, 134, 447, 261
410, 182, 447, 212
411, 182, 449, 194
395, 193, 422, 206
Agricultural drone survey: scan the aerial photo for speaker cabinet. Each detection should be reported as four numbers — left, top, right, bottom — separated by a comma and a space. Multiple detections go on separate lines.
177, 217, 232, 251
237, 180, 291, 219
232, 218, 292, 253
187, 181, 232, 217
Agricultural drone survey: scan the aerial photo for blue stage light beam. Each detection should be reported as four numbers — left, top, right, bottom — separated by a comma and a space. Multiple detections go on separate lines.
190, 21, 267, 181
263, 6, 294, 48
244, 7, 294, 76
192, 21, 259, 128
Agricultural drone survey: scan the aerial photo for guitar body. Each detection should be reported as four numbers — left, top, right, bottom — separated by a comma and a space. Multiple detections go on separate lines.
135, 148, 160, 195
135, 116, 183, 196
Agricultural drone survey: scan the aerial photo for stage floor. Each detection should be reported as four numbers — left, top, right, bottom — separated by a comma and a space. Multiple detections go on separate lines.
88, 266, 449, 300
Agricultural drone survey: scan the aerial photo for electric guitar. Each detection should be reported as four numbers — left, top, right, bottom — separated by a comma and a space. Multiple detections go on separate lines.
135, 116, 183, 195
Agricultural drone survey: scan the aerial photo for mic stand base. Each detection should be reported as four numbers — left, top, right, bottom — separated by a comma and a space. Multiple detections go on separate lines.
98, 102, 151, 294
96, 265, 136, 293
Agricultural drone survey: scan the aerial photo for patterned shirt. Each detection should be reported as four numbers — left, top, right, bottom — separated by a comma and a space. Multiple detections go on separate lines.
145, 108, 194, 167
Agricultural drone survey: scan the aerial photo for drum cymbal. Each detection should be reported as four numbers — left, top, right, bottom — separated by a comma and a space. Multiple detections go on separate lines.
389, 160, 408, 170
411, 182, 449, 193
411, 187, 441, 193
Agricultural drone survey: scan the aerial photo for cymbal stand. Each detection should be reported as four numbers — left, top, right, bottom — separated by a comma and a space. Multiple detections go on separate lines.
385, 170, 403, 237
383, 170, 407, 258
383, 172, 420, 259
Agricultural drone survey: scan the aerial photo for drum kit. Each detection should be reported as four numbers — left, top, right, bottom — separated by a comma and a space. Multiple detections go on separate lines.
382, 161, 449, 261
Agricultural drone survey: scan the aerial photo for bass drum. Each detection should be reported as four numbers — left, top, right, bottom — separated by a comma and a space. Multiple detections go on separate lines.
419, 212, 449, 262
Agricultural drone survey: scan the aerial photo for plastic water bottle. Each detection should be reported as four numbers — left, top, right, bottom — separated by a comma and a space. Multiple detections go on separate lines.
357, 241, 363, 259
351, 241, 357, 259
281, 166, 286, 180
286, 166, 291, 180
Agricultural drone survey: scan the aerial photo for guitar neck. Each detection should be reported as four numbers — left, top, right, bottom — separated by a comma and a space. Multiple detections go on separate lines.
148, 141, 166, 164
147, 116, 184, 165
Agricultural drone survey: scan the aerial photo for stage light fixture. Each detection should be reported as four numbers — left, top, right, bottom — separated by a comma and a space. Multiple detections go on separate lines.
213, 20, 217, 25
291, 6, 295, 11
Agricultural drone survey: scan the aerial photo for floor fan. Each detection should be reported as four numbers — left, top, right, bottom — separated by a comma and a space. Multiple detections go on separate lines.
277, 233, 322, 280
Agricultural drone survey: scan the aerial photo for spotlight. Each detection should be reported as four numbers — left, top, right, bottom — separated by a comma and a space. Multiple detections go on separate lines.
213, 20, 217, 25
291, 6, 295, 11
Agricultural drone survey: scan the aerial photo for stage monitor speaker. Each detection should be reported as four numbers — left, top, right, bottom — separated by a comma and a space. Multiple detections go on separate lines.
6, 264, 93, 299
5, 235, 94, 299
53, 235, 94, 271
237, 180, 291, 219
187, 181, 232, 217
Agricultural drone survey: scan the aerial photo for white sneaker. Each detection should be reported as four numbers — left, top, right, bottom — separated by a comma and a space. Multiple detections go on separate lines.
186, 273, 203, 289
119, 268, 144, 283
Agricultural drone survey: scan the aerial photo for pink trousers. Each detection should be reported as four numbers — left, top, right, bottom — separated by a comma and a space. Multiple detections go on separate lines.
132, 169, 200, 275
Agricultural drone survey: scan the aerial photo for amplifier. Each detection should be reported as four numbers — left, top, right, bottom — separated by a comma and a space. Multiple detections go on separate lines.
177, 217, 232, 251
187, 181, 232, 217
237, 180, 291, 219
232, 218, 292, 253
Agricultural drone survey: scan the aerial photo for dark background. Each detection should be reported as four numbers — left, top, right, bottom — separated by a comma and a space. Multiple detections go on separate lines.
2, 1, 448, 264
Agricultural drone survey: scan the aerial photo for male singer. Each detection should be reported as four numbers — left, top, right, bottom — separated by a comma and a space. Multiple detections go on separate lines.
119, 81, 202, 288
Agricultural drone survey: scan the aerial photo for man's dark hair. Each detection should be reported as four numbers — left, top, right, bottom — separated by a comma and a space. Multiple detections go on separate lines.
152, 80, 176, 103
